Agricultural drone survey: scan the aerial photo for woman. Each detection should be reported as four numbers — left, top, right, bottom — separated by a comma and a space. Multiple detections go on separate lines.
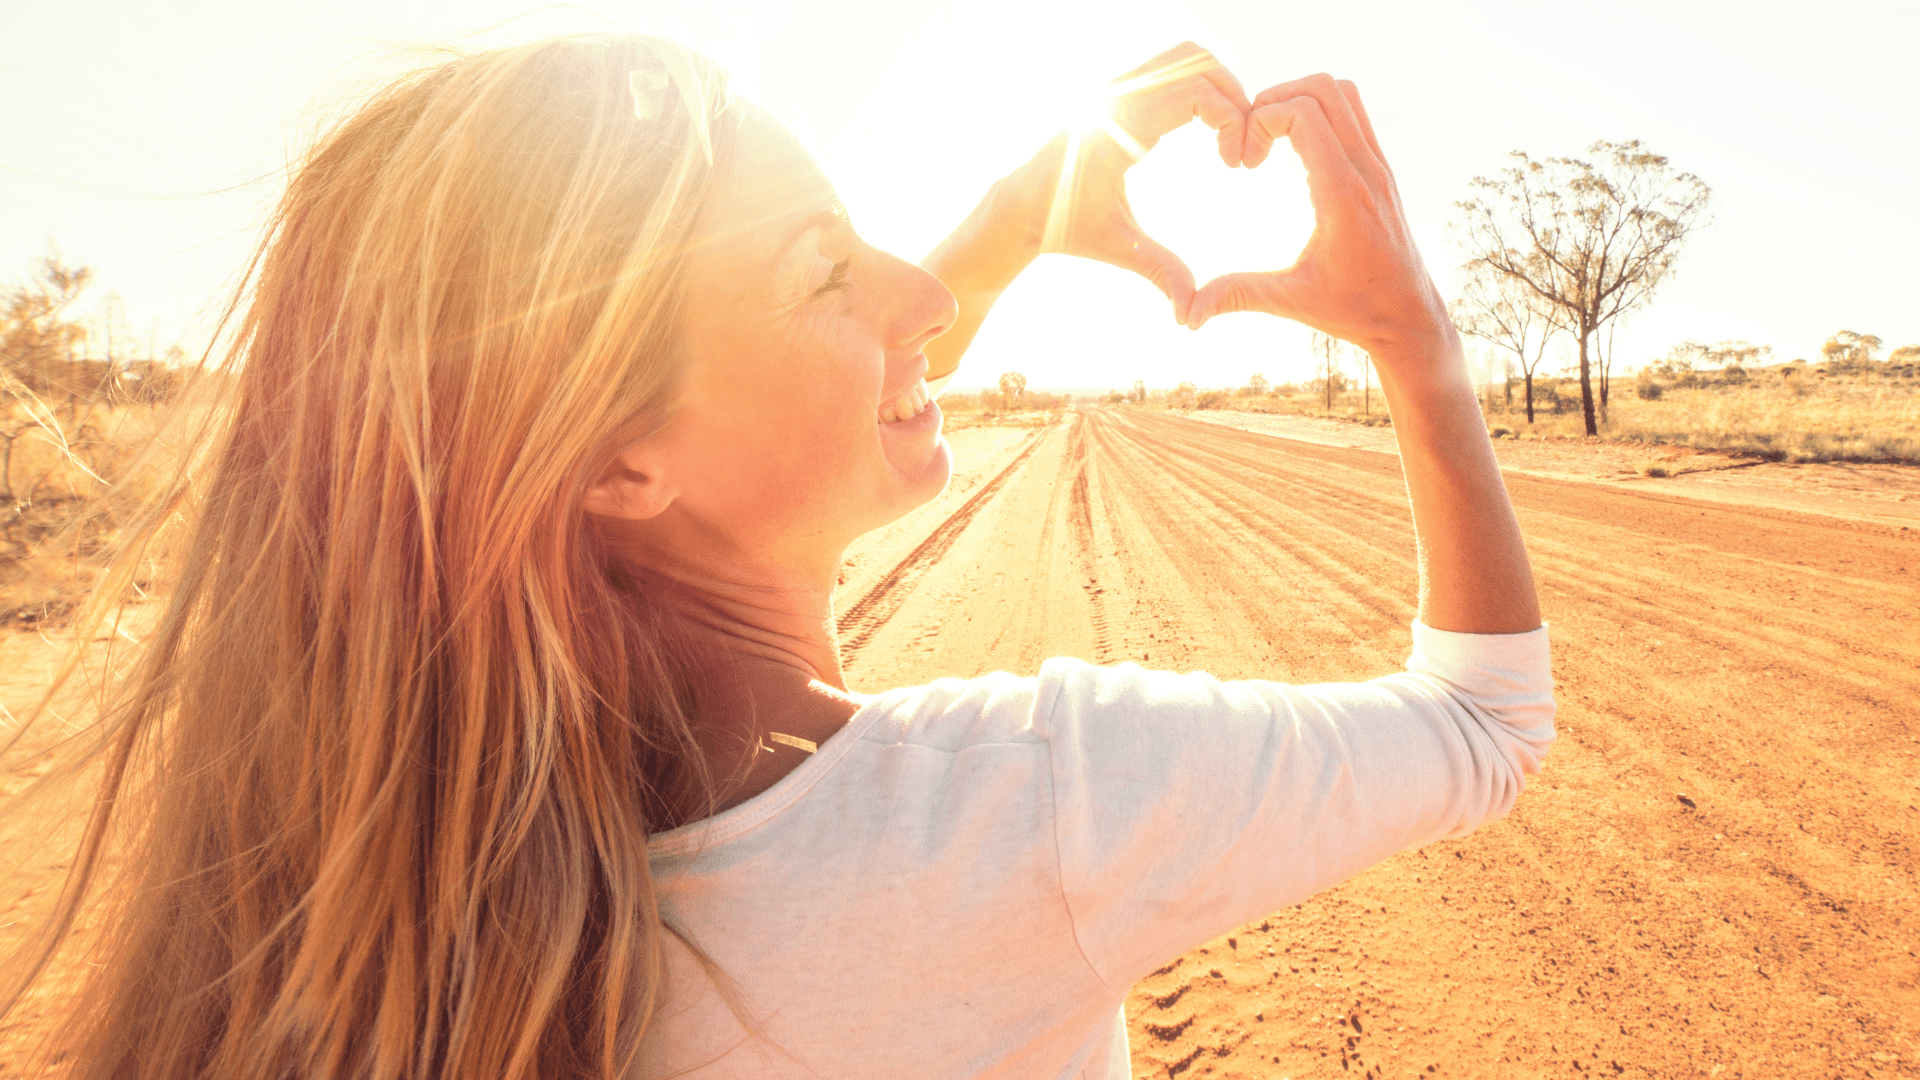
6, 33, 1551, 1079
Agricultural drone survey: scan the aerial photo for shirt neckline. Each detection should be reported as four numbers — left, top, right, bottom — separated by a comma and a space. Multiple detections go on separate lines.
645, 686, 899, 857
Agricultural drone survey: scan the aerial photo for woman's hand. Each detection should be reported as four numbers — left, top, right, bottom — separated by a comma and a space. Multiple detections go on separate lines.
1185, 75, 1540, 635
1185, 75, 1459, 378
922, 42, 1252, 384
1018, 42, 1254, 323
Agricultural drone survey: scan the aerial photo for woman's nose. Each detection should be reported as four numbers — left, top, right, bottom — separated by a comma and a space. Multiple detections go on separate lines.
880, 252, 958, 356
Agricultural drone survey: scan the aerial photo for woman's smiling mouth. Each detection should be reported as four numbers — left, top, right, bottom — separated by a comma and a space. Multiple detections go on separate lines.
877, 376, 932, 424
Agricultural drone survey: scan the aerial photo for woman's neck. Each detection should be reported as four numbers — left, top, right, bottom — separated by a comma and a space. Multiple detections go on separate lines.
626, 552, 863, 820
640, 561, 846, 689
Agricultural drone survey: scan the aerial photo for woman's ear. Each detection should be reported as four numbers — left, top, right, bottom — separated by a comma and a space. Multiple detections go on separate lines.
582, 440, 678, 521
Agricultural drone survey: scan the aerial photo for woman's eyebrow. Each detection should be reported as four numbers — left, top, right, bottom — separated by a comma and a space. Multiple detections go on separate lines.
770, 205, 851, 267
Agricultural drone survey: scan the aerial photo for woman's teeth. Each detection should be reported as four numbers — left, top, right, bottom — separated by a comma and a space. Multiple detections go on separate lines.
879, 378, 931, 423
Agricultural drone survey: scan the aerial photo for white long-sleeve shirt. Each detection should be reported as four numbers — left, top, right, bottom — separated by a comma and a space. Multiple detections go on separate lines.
638, 622, 1555, 1078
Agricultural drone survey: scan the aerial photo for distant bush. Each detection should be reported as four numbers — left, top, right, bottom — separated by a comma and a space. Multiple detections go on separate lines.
1489, 424, 1513, 439
1195, 390, 1228, 410
1637, 380, 1664, 401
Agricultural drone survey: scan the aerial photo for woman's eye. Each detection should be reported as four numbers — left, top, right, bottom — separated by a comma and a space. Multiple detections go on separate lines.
813, 258, 851, 296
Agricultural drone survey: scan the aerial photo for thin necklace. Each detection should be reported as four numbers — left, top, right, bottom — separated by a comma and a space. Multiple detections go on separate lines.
759, 731, 817, 754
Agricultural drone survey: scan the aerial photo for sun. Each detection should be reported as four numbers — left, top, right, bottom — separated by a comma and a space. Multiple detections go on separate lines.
1061, 82, 1148, 162
1040, 78, 1156, 254
1062, 82, 1118, 137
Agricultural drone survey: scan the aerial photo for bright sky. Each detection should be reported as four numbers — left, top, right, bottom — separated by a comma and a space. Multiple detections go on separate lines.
4, 0, 1916, 389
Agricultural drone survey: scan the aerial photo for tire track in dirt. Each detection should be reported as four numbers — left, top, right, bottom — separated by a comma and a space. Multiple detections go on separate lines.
843, 406, 1919, 1078
1063, 414, 1130, 665
835, 426, 1044, 661
1065, 417, 1110, 661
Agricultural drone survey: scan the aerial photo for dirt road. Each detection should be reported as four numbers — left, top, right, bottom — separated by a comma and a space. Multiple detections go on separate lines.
838, 408, 1920, 1079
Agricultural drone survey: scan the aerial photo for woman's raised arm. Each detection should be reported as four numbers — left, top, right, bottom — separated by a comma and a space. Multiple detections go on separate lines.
920, 42, 1252, 387
1187, 75, 1542, 635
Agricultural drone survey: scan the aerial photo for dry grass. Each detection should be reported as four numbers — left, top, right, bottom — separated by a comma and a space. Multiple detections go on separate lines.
1174, 364, 1920, 464
940, 410, 1061, 432
1481, 365, 1919, 463
935, 395, 1065, 431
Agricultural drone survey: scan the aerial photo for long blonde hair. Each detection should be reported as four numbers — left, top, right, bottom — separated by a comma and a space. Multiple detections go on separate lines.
5, 33, 736, 1079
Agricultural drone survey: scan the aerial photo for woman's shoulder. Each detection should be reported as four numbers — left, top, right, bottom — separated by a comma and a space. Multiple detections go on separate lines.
853, 667, 1047, 752
854, 657, 1209, 752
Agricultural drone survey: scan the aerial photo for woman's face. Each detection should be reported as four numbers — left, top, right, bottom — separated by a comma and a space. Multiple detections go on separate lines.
630, 111, 958, 566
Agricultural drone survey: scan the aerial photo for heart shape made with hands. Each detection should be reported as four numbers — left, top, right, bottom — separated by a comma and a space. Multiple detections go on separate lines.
1120, 122, 1316, 319
1028, 50, 1430, 352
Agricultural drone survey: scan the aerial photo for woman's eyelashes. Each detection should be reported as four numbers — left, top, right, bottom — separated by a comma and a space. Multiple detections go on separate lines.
812, 257, 851, 297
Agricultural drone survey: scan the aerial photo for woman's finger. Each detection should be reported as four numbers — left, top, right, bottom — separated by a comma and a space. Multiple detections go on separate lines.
1186, 97, 1357, 329
1245, 73, 1381, 179
1193, 58, 1255, 167
1106, 73, 1248, 162
1101, 229, 1199, 325
1335, 79, 1388, 170
1178, 76, 1252, 168
1106, 43, 1254, 166
1242, 96, 1354, 197
1111, 41, 1242, 109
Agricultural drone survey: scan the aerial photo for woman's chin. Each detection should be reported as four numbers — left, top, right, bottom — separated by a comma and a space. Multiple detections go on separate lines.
876, 397, 945, 470
875, 398, 951, 514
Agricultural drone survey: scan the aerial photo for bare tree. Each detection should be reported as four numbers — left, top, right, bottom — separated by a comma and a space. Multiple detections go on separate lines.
1449, 267, 1558, 423
1245, 372, 1270, 397
1170, 381, 1197, 409
1452, 140, 1711, 435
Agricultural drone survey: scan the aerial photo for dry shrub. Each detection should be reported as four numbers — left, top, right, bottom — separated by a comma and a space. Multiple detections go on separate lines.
0, 392, 202, 628
1484, 364, 1918, 463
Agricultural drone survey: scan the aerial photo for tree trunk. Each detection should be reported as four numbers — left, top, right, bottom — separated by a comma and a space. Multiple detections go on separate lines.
1524, 373, 1535, 423
1598, 351, 1611, 424
1598, 324, 1614, 423
1577, 327, 1599, 436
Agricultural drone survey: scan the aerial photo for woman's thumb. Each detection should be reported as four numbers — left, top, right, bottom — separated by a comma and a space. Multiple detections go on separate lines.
1106, 233, 1198, 326
1187, 270, 1299, 329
